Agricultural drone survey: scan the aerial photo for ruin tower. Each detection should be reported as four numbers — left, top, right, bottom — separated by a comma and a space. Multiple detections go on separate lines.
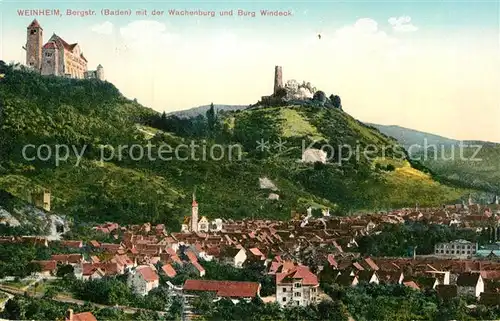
96, 64, 105, 81
274, 66, 283, 94
25, 19, 43, 71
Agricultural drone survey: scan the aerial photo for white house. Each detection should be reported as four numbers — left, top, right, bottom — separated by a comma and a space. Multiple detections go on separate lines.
221, 247, 247, 268
456, 272, 484, 298
127, 265, 160, 296
210, 218, 223, 232
197, 216, 209, 232
276, 265, 320, 307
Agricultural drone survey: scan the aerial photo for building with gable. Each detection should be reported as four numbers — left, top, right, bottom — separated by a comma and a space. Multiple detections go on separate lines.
24, 19, 104, 80
276, 265, 320, 307
127, 265, 160, 296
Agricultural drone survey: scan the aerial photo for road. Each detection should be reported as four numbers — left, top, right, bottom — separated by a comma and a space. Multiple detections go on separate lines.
0, 284, 167, 316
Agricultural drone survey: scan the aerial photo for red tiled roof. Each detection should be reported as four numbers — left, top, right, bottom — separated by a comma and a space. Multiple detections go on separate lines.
42, 42, 57, 49
66, 311, 98, 321
276, 265, 318, 286
61, 240, 83, 248
183, 279, 260, 298
249, 248, 265, 258
32, 260, 57, 271
162, 264, 177, 278
137, 266, 159, 282
403, 281, 420, 290
192, 261, 205, 273
186, 250, 198, 263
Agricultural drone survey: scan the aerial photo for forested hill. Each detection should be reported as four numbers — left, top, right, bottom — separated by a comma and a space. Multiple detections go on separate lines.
0, 62, 471, 229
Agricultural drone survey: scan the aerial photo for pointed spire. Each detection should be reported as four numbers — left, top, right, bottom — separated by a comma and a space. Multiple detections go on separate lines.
28, 19, 42, 29
192, 189, 198, 207
468, 193, 474, 206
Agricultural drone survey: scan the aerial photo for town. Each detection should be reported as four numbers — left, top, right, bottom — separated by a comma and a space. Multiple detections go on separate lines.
2, 193, 500, 320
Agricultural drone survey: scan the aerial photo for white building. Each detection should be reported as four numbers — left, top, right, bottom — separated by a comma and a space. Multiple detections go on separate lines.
127, 265, 159, 296
456, 272, 484, 298
276, 265, 320, 307
434, 239, 478, 257
198, 216, 209, 232
301, 148, 327, 164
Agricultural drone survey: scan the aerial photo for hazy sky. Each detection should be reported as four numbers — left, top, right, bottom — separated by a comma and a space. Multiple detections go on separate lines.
1, 0, 499, 142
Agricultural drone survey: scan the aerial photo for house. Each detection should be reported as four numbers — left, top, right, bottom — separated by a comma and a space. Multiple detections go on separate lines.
335, 273, 359, 287
65, 309, 97, 321
127, 265, 160, 296
60, 240, 83, 248
356, 270, 379, 284
192, 261, 206, 277
198, 216, 209, 232
183, 279, 260, 300
247, 248, 266, 265
221, 247, 247, 268
276, 265, 320, 307
31, 260, 57, 276
456, 272, 484, 298
161, 264, 177, 278
81, 264, 105, 281
210, 218, 223, 232
377, 271, 404, 284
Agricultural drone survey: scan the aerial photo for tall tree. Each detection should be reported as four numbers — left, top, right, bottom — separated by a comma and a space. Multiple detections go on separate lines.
206, 102, 217, 135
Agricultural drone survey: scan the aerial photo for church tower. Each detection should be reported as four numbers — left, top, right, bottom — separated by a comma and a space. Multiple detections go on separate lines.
25, 19, 43, 71
191, 193, 199, 233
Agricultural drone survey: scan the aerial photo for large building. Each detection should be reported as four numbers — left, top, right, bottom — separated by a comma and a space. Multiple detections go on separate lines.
24, 19, 104, 80
434, 239, 478, 258
276, 265, 320, 307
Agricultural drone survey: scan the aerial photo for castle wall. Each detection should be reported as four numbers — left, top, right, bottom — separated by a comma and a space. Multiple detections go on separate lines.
41, 47, 59, 76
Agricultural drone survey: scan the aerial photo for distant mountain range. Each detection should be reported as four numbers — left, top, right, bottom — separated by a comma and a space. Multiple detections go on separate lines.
167, 104, 248, 118
367, 123, 499, 150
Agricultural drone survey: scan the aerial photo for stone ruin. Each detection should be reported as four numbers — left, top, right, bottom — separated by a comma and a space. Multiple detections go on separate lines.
260, 66, 342, 110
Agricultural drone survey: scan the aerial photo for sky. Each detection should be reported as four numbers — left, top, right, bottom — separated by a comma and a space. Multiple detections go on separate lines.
1, 0, 499, 142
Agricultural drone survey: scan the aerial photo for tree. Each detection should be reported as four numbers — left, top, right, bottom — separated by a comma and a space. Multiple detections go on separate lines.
206, 103, 217, 134
316, 300, 349, 321
331, 95, 342, 109
313, 91, 327, 106
56, 264, 74, 278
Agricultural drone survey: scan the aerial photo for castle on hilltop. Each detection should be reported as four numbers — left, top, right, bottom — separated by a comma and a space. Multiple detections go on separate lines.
24, 19, 104, 80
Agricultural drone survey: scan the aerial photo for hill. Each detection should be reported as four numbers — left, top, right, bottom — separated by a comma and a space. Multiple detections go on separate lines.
167, 104, 248, 118
370, 123, 500, 194
366, 124, 458, 150
0, 62, 471, 229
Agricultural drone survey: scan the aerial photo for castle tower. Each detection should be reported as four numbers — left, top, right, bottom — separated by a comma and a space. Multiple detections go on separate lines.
25, 19, 43, 71
191, 193, 199, 233
96, 64, 105, 81
273, 66, 283, 94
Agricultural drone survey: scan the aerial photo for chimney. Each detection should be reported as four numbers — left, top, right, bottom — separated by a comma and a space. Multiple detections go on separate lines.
66, 309, 74, 321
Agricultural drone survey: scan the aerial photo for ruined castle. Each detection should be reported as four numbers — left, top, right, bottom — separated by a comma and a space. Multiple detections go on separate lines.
261, 66, 317, 104
24, 19, 104, 80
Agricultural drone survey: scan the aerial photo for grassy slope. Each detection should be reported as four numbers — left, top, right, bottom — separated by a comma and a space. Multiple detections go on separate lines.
0, 63, 470, 228
370, 123, 500, 194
